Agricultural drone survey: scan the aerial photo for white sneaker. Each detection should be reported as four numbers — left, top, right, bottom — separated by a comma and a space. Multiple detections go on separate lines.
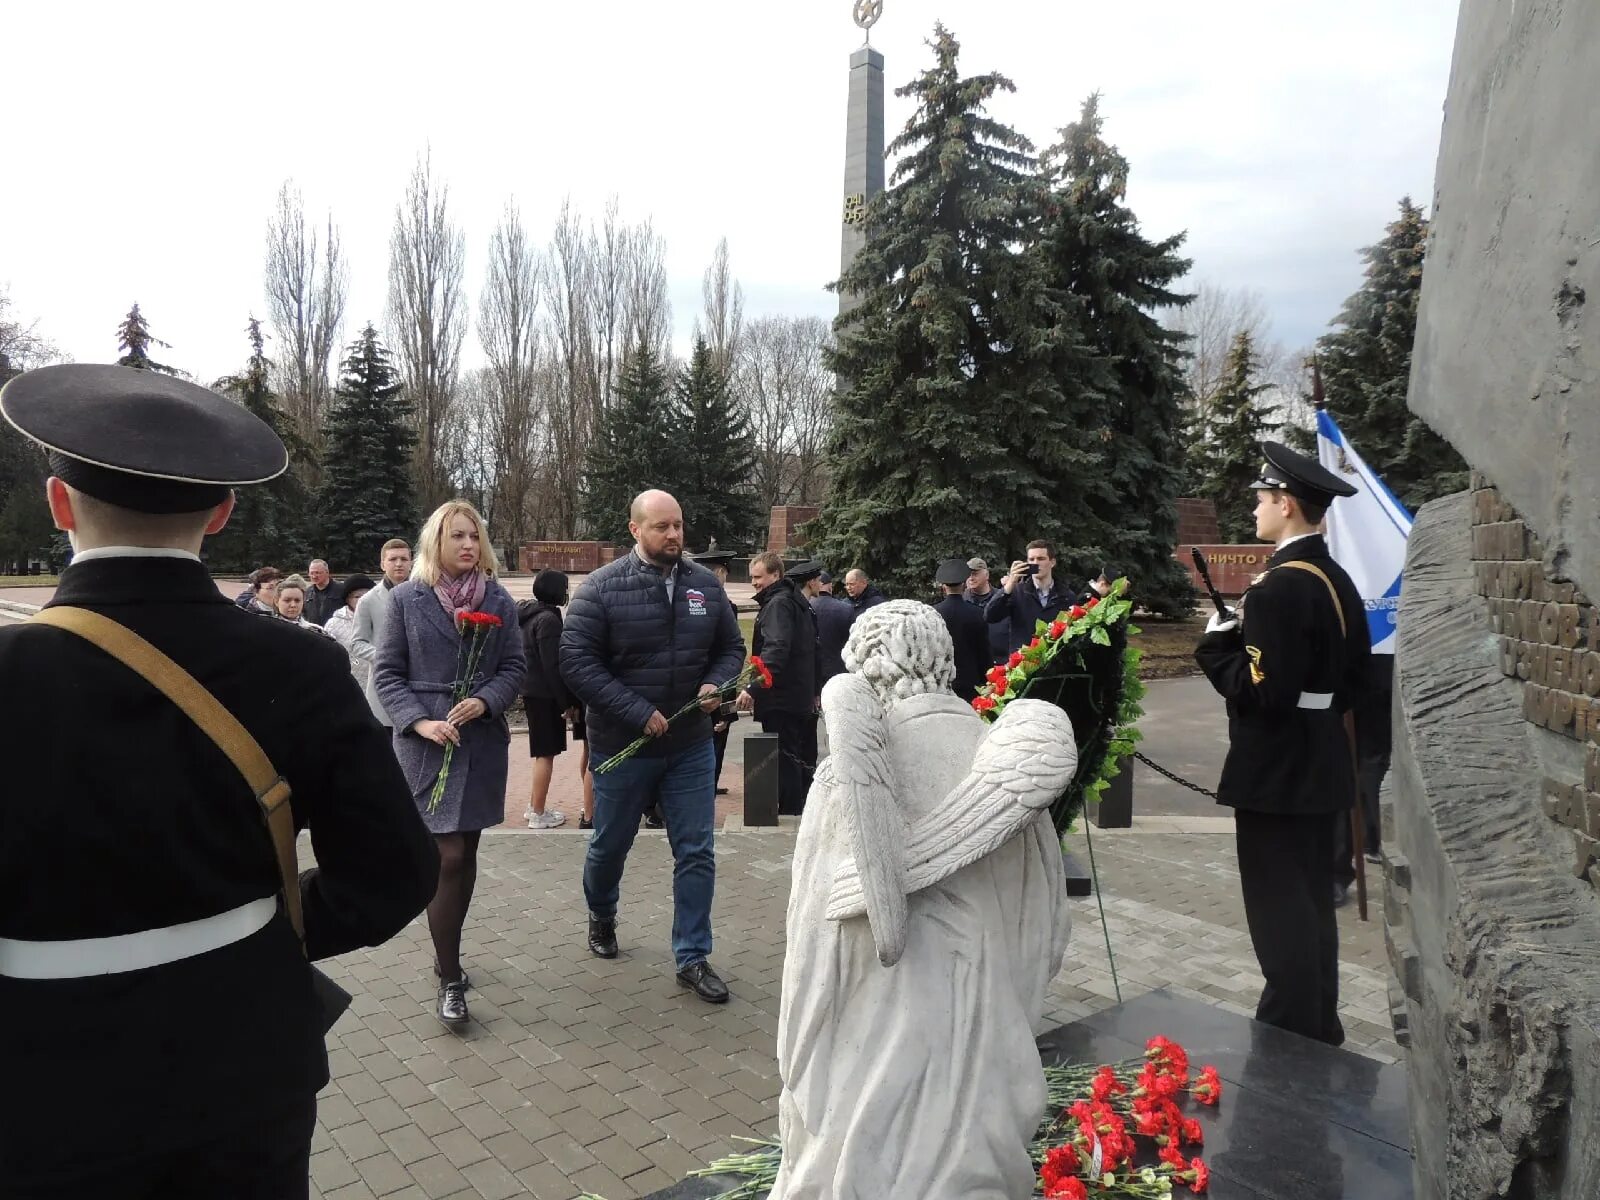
526, 810, 567, 829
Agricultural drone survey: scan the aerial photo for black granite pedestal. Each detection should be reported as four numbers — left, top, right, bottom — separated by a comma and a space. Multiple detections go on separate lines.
643, 989, 1412, 1200
743, 733, 779, 827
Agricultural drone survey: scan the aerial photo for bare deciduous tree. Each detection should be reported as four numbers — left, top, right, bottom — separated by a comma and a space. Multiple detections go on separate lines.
1167, 282, 1277, 411
478, 202, 544, 554
387, 151, 467, 510
0, 289, 60, 374
264, 182, 347, 459
697, 237, 744, 378
737, 315, 835, 509
623, 217, 672, 364
541, 199, 598, 537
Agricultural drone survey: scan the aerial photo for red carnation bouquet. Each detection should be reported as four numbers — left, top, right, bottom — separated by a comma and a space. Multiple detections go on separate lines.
427, 610, 504, 814
595, 656, 773, 775
1037, 1035, 1220, 1197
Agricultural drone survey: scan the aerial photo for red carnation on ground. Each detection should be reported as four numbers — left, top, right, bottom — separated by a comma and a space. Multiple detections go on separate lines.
1182, 1117, 1204, 1145
1045, 1177, 1087, 1200
1190, 1066, 1222, 1105
1039, 1144, 1081, 1192
1187, 1159, 1211, 1193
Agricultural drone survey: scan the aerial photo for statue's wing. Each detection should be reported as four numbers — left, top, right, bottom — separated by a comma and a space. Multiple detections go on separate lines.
820, 672, 908, 966
827, 699, 1076, 920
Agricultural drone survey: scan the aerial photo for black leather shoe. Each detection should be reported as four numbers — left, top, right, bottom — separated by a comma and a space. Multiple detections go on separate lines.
588, 913, 618, 959
715, 787, 729, 796
676, 960, 729, 1004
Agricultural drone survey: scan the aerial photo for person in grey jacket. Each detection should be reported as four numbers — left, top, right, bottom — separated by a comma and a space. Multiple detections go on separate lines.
351, 538, 412, 726
560, 490, 745, 1003
375, 504, 525, 1027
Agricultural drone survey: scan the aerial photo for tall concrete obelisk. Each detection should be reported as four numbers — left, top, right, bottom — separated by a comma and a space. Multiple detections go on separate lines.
839, 0, 886, 315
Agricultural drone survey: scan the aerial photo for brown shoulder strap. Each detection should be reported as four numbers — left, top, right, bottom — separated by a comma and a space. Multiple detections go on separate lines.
30, 606, 304, 950
1277, 561, 1347, 638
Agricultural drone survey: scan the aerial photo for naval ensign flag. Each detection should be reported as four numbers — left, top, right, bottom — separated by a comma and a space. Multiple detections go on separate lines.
1315, 409, 1413, 655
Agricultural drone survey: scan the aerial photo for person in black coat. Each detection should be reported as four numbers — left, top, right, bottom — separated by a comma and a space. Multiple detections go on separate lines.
961, 557, 1010, 665
517, 569, 576, 830
692, 551, 742, 796
812, 579, 856, 688
0, 364, 439, 1198
1194, 442, 1371, 1048
843, 567, 887, 613
984, 540, 1111, 653
933, 558, 993, 701
738, 552, 821, 815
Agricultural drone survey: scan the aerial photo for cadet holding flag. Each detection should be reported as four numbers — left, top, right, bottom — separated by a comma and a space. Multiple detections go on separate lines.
1194, 442, 1371, 1047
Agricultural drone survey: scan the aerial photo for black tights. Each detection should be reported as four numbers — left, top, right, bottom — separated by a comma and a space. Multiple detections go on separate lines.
428, 830, 481, 983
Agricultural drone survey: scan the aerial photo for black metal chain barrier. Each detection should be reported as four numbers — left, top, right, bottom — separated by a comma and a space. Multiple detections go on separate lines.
1133, 750, 1220, 800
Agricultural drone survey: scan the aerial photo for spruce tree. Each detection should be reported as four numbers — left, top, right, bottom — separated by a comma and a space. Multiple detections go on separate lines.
317, 325, 418, 571
1302, 198, 1467, 508
809, 25, 1057, 597
580, 342, 680, 545
115, 304, 178, 374
1035, 93, 1196, 615
207, 319, 309, 572
1196, 332, 1279, 541
673, 337, 762, 551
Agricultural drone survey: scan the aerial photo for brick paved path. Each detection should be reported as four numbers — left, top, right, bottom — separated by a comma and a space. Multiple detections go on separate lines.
306, 824, 1398, 1199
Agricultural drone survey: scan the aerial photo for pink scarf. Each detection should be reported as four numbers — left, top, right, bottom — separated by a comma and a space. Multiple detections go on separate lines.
434, 567, 488, 621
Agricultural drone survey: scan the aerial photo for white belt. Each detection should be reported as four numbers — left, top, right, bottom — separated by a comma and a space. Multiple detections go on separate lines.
1297, 692, 1334, 710
0, 897, 277, 980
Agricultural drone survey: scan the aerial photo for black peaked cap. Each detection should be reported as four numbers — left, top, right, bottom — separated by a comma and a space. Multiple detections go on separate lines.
1249, 440, 1357, 508
0, 363, 288, 513
935, 558, 970, 586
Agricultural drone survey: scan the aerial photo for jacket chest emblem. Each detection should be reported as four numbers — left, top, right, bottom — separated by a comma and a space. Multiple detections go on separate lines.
683, 588, 707, 616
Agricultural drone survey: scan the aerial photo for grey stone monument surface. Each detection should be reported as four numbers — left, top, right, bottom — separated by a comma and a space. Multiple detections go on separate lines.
838, 1, 885, 315
1388, 2, 1600, 1197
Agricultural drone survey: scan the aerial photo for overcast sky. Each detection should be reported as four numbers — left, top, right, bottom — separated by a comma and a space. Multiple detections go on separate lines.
4, 1, 1459, 383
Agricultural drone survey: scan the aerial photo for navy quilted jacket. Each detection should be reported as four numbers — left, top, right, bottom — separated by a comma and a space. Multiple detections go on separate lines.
559, 551, 746, 759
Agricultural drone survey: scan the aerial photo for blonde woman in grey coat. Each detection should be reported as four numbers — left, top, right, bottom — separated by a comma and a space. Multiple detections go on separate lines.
374, 501, 524, 1026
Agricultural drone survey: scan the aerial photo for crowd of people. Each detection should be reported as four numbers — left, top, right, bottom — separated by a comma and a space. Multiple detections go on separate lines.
0, 363, 1391, 1197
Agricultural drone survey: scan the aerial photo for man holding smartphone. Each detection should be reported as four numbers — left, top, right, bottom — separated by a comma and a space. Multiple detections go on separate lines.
984, 540, 1111, 653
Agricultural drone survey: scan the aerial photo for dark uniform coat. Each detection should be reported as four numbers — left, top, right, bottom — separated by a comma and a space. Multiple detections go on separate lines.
812, 594, 855, 686
1194, 534, 1371, 814
0, 556, 439, 1187
935, 593, 993, 701
1192, 533, 1370, 1046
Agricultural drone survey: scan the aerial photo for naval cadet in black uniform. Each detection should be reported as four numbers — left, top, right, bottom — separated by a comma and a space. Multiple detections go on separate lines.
933, 557, 992, 701
0, 365, 440, 1198
1194, 441, 1371, 1047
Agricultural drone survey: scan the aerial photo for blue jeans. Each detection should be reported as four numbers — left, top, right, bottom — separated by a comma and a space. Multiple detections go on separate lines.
583, 738, 716, 969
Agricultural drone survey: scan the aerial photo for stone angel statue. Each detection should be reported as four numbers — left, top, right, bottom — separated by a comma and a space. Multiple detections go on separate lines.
771, 601, 1076, 1200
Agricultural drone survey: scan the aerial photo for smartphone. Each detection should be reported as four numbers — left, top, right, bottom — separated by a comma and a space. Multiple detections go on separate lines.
1022, 563, 1040, 576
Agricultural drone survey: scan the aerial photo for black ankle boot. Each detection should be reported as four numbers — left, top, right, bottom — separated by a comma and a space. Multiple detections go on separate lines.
588, 913, 618, 959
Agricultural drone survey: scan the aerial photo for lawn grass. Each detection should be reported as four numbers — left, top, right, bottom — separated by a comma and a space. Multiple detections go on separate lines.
0, 575, 58, 587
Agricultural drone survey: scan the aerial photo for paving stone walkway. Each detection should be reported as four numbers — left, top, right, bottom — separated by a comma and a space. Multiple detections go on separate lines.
306, 823, 1397, 1199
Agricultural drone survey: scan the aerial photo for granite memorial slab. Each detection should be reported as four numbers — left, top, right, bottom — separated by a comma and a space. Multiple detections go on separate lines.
643, 989, 1410, 1200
